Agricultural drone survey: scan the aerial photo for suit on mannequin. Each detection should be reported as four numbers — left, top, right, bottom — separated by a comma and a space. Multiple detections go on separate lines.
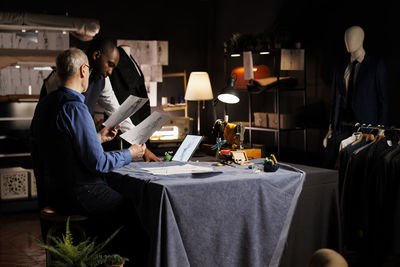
322, 26, 389, 168
324, 26, 389, 145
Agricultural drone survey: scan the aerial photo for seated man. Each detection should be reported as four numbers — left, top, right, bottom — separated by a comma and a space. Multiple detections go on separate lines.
30, 47, 146, 216
40, 37, 160, 162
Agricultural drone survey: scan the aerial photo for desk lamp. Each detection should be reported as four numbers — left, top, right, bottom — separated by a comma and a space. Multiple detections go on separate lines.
217, 74, 239, 121
185, 72, 214, 135
212, 75, 242, 154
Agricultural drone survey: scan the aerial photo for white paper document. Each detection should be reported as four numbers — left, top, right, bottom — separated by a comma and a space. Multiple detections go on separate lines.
243, 51, 254, 80
120, 111, 170, 144
141, 164, 214, 175
103, 95, 148, 128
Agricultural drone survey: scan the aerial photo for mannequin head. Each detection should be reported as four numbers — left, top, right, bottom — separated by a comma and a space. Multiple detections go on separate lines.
119, 44, 131, 56
344, 26, 364, 53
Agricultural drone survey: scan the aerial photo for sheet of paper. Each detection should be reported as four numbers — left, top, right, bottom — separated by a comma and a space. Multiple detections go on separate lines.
243, 51, 254, 80
158, 41, 169, 65
103, 95, 148, 128
120, 111, 170, 144
141, 164, 214, 175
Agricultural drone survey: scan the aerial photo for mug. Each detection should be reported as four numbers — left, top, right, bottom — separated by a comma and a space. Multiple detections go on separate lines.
161, 97, 168, 106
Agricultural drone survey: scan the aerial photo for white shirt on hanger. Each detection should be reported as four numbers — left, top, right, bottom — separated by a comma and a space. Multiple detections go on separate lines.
339, 132, 362, 152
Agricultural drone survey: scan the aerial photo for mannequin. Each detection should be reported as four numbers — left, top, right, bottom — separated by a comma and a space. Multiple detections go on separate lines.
322, 25, 389, 167
323, 26, 366, 147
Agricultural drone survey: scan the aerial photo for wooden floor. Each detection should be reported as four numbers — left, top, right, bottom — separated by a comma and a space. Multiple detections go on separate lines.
0, 211, 362, 267
0, 212, 46, 266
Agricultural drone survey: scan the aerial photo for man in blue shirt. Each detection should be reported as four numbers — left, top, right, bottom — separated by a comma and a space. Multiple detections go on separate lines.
31, 47, 146, 215
40, 37, 161, 162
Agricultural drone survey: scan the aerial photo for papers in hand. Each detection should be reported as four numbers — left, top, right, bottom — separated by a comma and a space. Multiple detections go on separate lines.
120, 111, 170, 144
141, 164, 214, 175
103, 95, 148, 128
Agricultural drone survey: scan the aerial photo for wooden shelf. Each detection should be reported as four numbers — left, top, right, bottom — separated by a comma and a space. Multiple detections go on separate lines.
0, 94, 39, 102
245, 126, 305, 132
162, 105, 186, 111
0, 48, 60, 69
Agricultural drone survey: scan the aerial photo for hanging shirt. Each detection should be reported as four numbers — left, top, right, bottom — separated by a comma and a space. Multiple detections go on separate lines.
339, 132, 362, 152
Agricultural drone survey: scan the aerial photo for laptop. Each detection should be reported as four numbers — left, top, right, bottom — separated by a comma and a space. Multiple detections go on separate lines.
172, 135, 203, 162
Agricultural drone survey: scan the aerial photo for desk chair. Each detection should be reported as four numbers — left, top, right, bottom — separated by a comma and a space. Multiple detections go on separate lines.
40, 206, 89, 267
309, 248, 348, 267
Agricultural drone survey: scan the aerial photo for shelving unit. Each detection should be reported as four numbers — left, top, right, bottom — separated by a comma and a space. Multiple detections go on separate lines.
161, 71, 188, 117
225, 48, 307, 158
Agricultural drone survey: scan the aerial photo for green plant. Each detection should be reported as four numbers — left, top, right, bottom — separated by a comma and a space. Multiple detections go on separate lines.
34, 217, 122, 267
103, 254, 129, 265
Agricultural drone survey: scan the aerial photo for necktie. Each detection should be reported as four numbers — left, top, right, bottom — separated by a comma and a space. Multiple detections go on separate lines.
347, 60, 358, 110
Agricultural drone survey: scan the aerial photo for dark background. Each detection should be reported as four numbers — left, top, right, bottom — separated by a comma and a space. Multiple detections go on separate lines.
2, 0, 399, 167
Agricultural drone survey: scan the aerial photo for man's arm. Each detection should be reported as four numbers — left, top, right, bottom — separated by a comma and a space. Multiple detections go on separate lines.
59, 102, 131, 173
99, 77, 161, 161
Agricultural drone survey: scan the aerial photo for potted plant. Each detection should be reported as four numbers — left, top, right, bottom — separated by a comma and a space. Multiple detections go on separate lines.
34, 217, 123, 267
102, 254, 129, 267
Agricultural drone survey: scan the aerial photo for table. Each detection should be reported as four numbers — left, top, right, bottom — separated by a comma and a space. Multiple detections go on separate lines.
279, 163, 341, 267
109, 160, 306, 267
189, 156, 342, 267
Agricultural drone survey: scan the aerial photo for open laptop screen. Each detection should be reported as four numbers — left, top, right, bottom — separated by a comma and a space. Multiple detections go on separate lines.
172, 135, 203, 162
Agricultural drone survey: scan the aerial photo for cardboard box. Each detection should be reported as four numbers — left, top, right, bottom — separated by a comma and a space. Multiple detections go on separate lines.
267, 113, 296, 129
254, 112, 268, 128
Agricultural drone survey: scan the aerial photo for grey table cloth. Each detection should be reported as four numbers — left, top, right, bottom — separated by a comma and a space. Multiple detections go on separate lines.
279, 163, 341, 267
110, 160, 306, 267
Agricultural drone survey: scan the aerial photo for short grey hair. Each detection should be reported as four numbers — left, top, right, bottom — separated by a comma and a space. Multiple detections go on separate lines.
56, 47, 88, 83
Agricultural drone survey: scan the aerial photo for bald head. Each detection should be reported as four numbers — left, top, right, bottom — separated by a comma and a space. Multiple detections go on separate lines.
344, 26, 364, 53
56, 48, 88, 83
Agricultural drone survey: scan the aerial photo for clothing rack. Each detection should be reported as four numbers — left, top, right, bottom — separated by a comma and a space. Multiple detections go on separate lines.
352, 122, 400, 132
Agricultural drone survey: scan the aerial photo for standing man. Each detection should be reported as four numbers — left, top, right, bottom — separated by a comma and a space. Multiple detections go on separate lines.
41, 37, 160, 162
31, 47, 146, 215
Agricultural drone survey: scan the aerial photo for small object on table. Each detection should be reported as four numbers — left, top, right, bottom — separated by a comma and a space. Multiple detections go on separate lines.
264, 154, 280, 172
164, 151, 173, 161
270, 154, 278, 164
219, 149, 232, 161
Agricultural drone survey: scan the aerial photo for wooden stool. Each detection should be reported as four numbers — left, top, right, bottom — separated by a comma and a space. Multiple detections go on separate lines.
39, 207, 89, 266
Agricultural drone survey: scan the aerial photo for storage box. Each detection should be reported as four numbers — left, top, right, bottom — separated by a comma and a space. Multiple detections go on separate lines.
254, 112, 268, 128
267, 113, 296, 129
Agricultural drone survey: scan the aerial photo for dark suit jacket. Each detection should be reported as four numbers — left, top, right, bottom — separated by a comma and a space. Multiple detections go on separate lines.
329, 54, 389, 131
109, 47, 151, 126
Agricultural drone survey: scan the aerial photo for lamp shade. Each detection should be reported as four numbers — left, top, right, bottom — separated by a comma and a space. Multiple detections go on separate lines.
217, 75, 240, 104
185, 72, 214, 100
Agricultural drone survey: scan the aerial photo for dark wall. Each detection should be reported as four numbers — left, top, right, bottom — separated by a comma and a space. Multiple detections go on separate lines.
3, 0, 400, 166
208, 0, 400, 165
